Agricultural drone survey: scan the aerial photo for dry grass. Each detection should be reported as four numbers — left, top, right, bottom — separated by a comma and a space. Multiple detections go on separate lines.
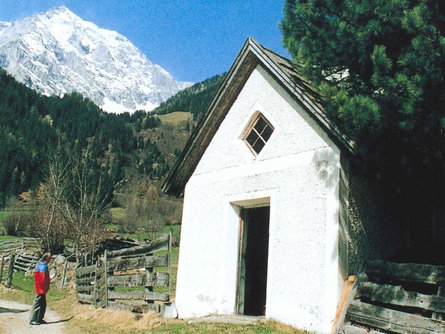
51, 292, 165, 333
67, 307, 165, 333
52, 293, 307, 334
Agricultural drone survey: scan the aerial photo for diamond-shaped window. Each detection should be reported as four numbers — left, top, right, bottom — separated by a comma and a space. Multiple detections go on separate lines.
243, 113, 274, 155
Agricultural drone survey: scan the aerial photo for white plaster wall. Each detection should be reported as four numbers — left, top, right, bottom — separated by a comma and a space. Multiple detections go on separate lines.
175, 66, 341, 333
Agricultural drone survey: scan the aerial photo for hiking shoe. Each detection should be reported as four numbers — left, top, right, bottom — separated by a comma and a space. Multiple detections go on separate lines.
29, 321, 40, 325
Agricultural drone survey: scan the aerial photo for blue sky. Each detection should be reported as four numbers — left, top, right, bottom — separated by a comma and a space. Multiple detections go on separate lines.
0, 1, 290, 83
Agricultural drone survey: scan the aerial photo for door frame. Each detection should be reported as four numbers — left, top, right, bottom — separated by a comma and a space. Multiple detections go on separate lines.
235, 203, 270, 315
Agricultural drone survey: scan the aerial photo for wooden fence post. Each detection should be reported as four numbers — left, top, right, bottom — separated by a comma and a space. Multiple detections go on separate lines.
145, 260, 156, 311
168, 230, 172, 295
94, 256, 99, 308
6, 253, 15, 288
61, 258, 68, 288
0, 255, 5, 283
146, 266, 154, 297
432, 285, 444, 320
104, 250, 108, 308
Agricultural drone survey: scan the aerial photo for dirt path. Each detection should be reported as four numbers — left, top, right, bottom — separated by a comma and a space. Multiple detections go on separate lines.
0, 299, 68, 334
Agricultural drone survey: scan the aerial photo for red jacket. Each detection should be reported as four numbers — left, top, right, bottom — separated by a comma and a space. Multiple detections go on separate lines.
34, 261, 50, 295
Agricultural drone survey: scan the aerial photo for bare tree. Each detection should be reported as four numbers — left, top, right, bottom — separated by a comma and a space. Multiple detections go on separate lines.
29, 144, 112, 255
39, 151, 70, 252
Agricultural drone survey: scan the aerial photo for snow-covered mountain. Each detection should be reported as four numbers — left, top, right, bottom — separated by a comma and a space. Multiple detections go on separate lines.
0, 6, 192, 113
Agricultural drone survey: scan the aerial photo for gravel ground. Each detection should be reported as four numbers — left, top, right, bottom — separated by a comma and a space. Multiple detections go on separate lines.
0, 299, 68, 334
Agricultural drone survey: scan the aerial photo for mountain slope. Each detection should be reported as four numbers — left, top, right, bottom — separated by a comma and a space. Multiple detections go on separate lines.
0, 6, 191, 113
153, 73, 226, 120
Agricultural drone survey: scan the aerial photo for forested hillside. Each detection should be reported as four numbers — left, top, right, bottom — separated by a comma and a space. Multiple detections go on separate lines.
0, 69, 166, 207
152, 73, 226, 120
0, 68, 223, 252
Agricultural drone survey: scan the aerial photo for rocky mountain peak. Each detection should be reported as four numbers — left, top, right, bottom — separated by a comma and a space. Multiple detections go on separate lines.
0, 7, 192, 113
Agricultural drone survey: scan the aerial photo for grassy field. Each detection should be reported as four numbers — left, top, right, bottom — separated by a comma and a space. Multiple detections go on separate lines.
0, 210, 11, 222
110, 207, 126, 219
0, 235, 22, 241
121, 223, 181, 243
157, 111, 192, 125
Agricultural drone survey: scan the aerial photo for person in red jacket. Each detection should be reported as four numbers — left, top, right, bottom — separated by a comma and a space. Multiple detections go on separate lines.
29, 253, 52, 325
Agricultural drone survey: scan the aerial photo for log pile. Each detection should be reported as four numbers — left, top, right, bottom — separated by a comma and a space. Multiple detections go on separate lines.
339, 260, 445, 333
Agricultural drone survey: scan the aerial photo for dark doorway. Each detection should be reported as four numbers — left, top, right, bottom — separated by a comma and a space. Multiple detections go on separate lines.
237, 206, 270, 316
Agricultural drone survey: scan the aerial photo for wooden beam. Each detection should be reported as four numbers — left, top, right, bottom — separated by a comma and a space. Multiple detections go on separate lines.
107, 290, 169, 302
359, 281, 445, 313
77, 293, 94, 304
14, 259, 35, 267
168, 231, 172, 294
107, 272, 169, 287
346, 300, 445, 334
76, 276, 95, 285
16, 253, 38, 261
76, 285, 95, 293
13, 263, 30, 272
94, 260, 98, 308
108, 290, 144, 300
96, 275, 106, 288
108, 301, 160, 313
340, 324, 369, 334
107, 273, 147, 287
148, 272, 169, 287
366, 260, 445, 285
0, 255, 4, 283
104, 250, 108, 308
107, 255, 167, 272
332, 276, 356, 332
6, 254, 14, 288
107, 235, 169, 258
433, 284, 445, 320
75, 264, 96, 277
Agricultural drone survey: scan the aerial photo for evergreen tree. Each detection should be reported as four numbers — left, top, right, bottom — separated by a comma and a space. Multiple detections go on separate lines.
281, 0, 445, 200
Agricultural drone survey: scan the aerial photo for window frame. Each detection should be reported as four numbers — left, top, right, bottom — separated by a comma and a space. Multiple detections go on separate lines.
242, 113, 274, 157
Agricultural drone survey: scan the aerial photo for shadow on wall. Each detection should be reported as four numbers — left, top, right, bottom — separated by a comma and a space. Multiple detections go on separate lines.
312, 150, 411, 276
343, 160, 407, 273
312, 149, 340, 265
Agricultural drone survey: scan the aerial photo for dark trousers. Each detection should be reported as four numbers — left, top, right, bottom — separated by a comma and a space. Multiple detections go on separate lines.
29, 294, 46, 323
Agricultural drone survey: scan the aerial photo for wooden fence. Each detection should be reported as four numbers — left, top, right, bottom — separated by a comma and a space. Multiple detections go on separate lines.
13, 252, 39, 272
0, 253, 14, 287
0, 238, 40, 255
0, 240, 23, 255
0, 251, 39, 288
67, 237, 141, 266
75, 233, 172, 313
339, 259, 445, 333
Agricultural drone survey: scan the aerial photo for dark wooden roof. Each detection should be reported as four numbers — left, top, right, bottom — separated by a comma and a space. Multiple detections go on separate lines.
162, 37, 355, 197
